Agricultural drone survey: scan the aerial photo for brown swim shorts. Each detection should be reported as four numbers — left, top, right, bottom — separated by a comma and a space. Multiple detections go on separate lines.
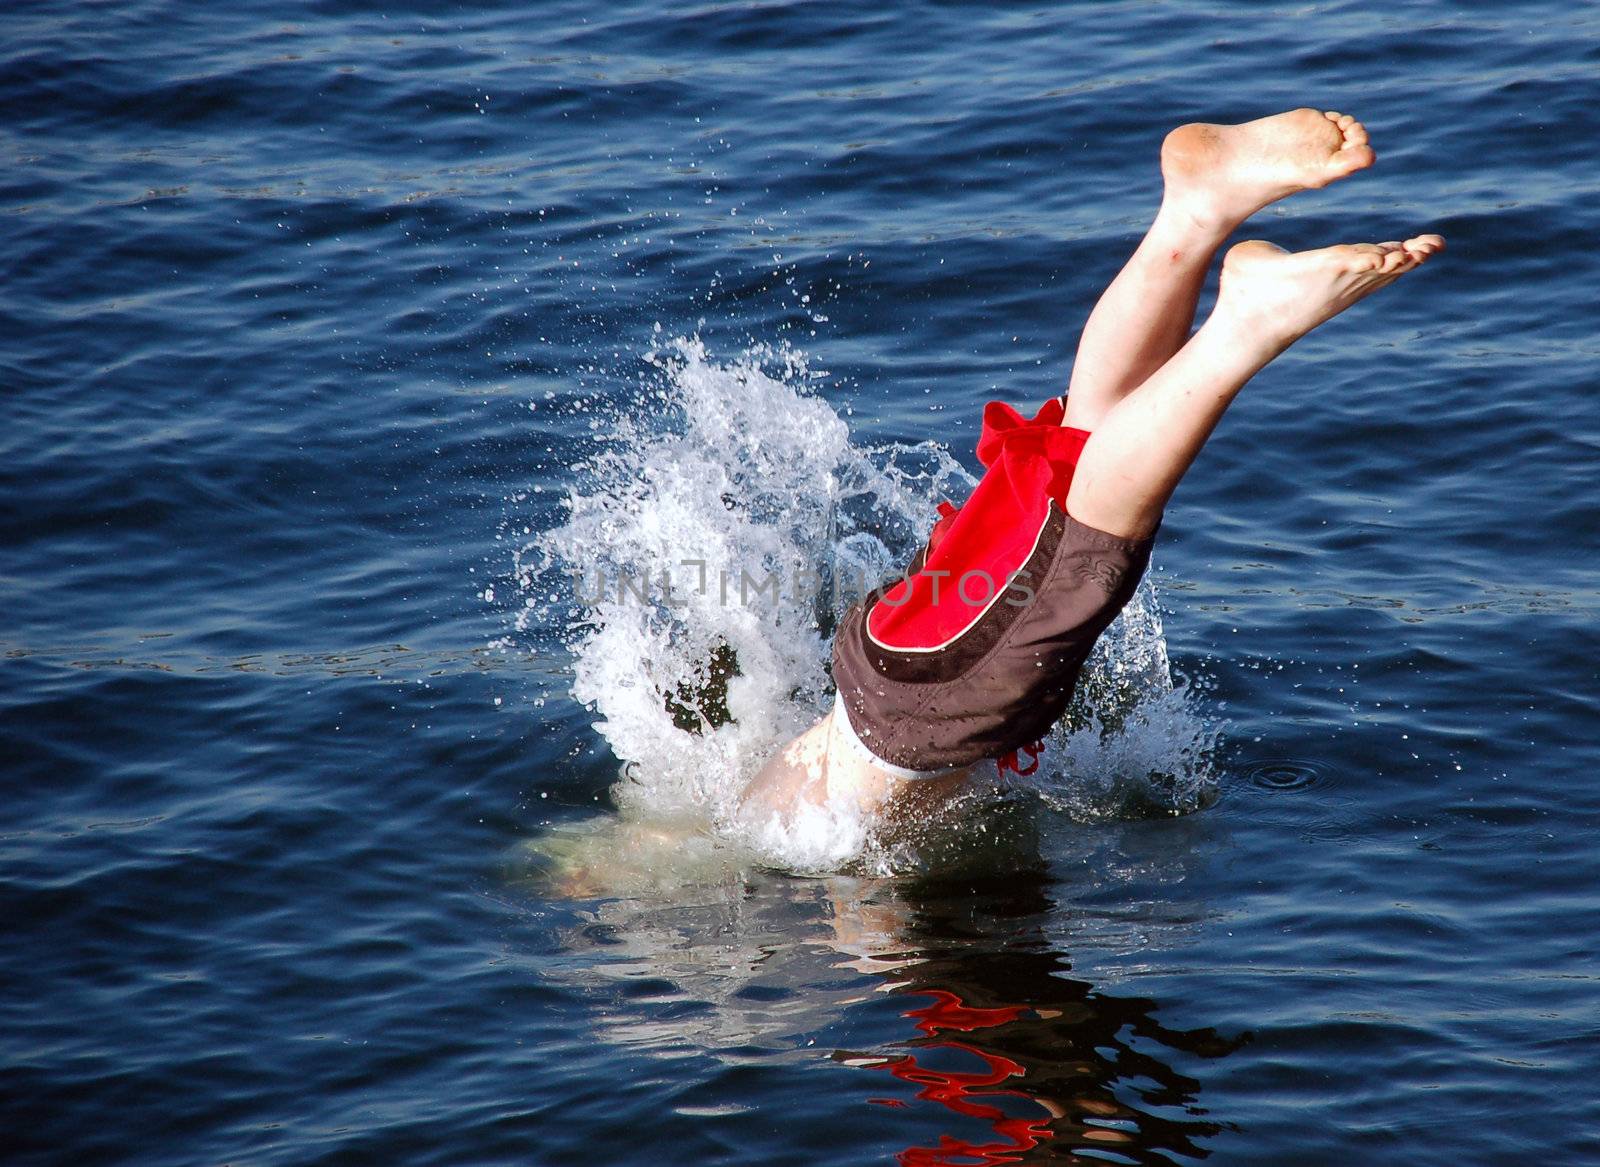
831, 396, 1156, 776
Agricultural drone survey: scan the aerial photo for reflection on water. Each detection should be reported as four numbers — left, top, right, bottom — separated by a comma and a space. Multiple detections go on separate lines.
833, 877, 1243, 1166
531, 834, 1243, 1164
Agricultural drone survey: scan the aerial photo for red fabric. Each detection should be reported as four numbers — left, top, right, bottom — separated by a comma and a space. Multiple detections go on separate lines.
868, 398, 1089, 650
995, 739, 1045, 777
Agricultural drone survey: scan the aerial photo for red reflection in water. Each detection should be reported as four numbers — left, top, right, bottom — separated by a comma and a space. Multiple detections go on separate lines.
875, 989, 1052, 1166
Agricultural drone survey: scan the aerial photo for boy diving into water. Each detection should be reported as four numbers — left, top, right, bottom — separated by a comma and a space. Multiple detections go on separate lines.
738, 108, 1443, 830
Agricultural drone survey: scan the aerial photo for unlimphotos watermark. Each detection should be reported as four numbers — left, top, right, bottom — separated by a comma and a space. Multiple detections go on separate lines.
564, 558, 1038, 611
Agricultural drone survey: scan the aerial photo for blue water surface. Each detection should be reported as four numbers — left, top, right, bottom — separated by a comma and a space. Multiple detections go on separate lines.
4, 1, 1599, 1163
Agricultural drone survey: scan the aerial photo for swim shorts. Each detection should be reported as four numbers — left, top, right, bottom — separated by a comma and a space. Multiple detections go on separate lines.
831, 396, 1156, 776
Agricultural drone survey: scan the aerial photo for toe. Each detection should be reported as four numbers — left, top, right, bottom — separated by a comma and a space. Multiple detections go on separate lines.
1340, 243, 1387, 271
1328, 144, 1375, 175
1380, 249, 1418, 274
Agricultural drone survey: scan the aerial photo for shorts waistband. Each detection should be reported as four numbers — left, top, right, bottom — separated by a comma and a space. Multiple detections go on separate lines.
831, 692, 972, 782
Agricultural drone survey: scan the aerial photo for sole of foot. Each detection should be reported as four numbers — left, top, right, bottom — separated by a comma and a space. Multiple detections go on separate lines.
1162, 108, 1376, 231
1215, 234, 1446, 346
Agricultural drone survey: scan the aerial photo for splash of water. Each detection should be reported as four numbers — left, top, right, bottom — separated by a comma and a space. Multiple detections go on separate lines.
1038, 585, 1221, 823
511, 339, 1217, 877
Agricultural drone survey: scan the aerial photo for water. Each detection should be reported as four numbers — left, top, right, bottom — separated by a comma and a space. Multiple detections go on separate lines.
4, 1, 1599, 1162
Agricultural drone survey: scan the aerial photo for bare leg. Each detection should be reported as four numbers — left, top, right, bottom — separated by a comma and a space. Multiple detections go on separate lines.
738, 712, 973, 830
1063, 109, 1375, 431
1066, 234, 1445, 540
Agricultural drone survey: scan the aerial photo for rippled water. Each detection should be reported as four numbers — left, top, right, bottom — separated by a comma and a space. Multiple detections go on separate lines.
6, 1, 1600, 1163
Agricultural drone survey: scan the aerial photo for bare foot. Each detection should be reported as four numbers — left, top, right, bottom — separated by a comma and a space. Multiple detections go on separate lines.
1161, 108, 1375, 231
1214, 233, 1445, 349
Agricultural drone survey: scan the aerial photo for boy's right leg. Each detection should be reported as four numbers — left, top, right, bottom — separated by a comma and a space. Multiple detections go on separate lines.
1066, 233, 1444, 542
1062, 109, 1375, 431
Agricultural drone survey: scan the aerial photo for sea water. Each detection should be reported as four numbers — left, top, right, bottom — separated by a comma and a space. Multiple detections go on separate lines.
7, 1, 1600, 1163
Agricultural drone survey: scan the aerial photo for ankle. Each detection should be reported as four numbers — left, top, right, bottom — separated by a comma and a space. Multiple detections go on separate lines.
1151, 197, 1240, 249
1194, 305, 1295, 364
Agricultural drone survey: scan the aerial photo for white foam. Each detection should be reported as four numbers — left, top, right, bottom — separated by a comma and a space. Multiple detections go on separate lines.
511, 339, 1217, 876
1035, 583, 1222, 822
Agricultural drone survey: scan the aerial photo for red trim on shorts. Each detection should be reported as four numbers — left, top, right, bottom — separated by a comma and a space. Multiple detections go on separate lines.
867, 398, 1090, 651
